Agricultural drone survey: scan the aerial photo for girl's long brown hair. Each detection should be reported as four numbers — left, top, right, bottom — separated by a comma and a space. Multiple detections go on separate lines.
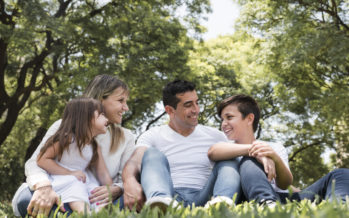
38, 98, 104, 168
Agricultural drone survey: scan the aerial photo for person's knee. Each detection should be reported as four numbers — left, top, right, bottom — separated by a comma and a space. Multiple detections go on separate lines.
142, 147, 169, 166
329, 168, 349, 179
215, 159, 239, 172
239, 157, 260, 170
15, 188, 32, 217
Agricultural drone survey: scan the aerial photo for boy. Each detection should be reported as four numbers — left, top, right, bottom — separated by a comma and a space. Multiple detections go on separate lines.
208, 94, 349, 205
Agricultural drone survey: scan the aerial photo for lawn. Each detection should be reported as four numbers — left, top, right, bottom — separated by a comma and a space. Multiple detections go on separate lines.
2, 199, 349, 218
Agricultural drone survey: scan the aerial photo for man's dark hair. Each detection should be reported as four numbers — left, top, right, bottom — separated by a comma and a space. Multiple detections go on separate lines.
217, 94, 260, 132
163, 80, 196, 109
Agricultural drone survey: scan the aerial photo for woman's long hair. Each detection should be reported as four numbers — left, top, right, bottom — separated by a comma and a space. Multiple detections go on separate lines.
38, 98, 104, 167
83, 74, 128, 153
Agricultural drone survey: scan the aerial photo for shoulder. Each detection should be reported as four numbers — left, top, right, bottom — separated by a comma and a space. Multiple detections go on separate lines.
265, 141, 286, 152
121, 127, 135, 139
140, 125, 166, 136
46, 119, 62, 134
197, 124, 225, 135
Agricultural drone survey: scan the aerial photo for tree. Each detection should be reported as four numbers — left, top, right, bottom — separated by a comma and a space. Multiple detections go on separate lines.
0, 0, 210, 200
236, 0, 349, 185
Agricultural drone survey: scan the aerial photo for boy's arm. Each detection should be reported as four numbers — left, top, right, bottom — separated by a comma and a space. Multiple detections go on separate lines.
249, 141, 293, 190
208, 142, 252, 161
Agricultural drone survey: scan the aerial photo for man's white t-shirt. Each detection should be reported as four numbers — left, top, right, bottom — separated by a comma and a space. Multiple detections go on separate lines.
136, 124, 228, 189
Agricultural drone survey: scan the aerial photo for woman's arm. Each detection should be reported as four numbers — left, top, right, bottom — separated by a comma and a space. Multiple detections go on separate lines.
208, 142, 251, 161
249, 141, 293, 190
25, 120, 62, 189
95, 146, 113, 186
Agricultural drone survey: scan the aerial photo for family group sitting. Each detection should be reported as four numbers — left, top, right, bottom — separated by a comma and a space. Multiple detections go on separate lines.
12, 75, 349, 217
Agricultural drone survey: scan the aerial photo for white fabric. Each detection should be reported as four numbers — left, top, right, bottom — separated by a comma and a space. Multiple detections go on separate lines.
24, 119, 135, 190
266, 141, 290, 193
136, 124, 228, 189
49, 142, 97, 204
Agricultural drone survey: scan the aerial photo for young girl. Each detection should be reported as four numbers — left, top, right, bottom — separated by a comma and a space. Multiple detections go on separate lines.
37, 97, 112, 213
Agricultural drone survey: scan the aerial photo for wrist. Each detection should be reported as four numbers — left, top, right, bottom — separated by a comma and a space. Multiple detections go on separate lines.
33, 181, 52, 191
111, 184, 123, 200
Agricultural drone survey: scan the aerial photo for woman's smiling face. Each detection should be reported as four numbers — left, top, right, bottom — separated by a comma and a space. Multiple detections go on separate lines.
101, 87, 129, 125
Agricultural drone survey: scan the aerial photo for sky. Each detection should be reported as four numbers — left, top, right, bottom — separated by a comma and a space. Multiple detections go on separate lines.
202, 0, 240, 40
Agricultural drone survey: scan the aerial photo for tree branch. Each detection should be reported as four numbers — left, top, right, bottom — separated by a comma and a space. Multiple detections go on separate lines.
146, 111, 166, 130
54, 0, 73, 18
289, 141, 323, 162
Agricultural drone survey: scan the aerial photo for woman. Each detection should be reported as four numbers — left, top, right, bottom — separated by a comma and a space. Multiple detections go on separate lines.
12, 75, 135, 217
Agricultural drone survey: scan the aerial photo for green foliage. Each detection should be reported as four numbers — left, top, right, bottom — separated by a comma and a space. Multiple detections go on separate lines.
0, 0, 209, 201
2, 199, 349, 218
236, 0, 349, 182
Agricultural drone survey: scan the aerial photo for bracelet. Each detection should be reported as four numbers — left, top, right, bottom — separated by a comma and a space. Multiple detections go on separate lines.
36, 185, 52, 190
34, 181, 52, 190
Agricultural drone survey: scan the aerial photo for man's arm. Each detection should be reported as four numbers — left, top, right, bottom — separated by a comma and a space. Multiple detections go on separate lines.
122, 146, 147, 211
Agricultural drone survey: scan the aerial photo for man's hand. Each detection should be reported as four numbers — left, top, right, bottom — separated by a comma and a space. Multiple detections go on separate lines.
89, 185, 122, 205
27, 186, 65, 217
70, 170, 86, 183
123, 178, 145, 212
255, 156, 276, 182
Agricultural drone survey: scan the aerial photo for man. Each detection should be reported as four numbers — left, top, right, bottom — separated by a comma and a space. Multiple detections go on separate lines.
208, 94, 349, 205
122, 80, 240, 211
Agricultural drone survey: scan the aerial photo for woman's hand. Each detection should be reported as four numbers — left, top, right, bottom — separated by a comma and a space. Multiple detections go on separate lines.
27, 186, 65, 217
89, 185, 122, 206
70, 170, 86, 183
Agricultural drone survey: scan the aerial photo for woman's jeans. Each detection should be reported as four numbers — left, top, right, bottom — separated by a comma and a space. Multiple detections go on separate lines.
140, 147, 241, 207
240, 156, 349, 203
13, 184, 123, 217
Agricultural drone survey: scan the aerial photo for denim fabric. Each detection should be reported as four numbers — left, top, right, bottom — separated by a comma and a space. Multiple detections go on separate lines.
239, 157, 278, 202
140, 147, 241, 207
15, 185, 124, 217
14, 186, 73, 217
240, 156, 349, 203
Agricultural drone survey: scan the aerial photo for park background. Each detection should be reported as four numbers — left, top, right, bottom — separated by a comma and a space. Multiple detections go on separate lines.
0, 0, 348, 205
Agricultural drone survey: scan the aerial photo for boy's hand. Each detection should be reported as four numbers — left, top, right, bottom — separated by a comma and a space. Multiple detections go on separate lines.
249, 141, 277, 160
70, 170, 86, 183
255, 156, 276, 182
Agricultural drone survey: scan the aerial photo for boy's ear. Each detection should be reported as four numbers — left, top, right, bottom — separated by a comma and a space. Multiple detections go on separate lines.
246, 113, 255, 126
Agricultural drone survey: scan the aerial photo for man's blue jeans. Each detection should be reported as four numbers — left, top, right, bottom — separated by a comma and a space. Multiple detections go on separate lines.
239, 157, 349, 203
140, 147, 241, 207
14, 185, 123, 217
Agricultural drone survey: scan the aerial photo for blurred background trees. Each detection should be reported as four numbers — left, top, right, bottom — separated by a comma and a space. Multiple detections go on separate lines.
1, 0, 348, 200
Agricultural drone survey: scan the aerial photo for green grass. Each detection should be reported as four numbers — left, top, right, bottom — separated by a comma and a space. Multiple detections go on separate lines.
2, 199, 349, 218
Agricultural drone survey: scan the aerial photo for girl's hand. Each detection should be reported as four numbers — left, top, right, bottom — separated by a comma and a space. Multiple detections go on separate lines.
70, 170, 86, 183
249, 141, 277, 160
89, 185, 122, 205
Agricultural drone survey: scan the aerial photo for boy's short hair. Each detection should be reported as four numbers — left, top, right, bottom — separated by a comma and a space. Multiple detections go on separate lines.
162, 80, 196, 109
217, 94, 260, 132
